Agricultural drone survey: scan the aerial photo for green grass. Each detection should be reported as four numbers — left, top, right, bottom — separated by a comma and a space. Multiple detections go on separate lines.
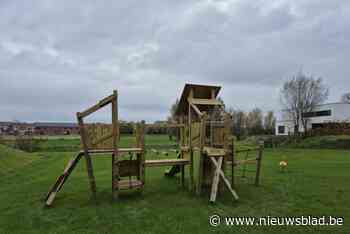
0, 136, 349, 233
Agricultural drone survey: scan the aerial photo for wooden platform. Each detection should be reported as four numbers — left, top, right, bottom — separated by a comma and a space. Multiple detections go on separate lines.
203, 147, 226, 157
115, 180, 143, 190
145, 159, 190, 167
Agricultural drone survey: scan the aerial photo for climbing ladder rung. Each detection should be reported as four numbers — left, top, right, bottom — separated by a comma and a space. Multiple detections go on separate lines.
114, 180, 143, 190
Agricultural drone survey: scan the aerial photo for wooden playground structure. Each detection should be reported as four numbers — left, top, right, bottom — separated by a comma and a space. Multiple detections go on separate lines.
45, 84, 263, 206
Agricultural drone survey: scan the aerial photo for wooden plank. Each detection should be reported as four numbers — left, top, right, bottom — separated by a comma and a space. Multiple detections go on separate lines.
115, 180, 143, 190
166, 124, 185, 128
209, 157, 239, 200
203, 147, 226, 157
77, 94, 115, 118
112, 90, 119, 200
188, 98, 223, 106
77, 115, 97, 200
209, 157, 223, 202
189, 148, 194, 192
77, 148, 142, 155
189, 103, 203, 117
145, 159, 190, 167
196, 113, 207, 196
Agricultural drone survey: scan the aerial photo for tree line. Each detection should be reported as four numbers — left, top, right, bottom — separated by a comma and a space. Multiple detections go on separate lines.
228, 108, 276, 140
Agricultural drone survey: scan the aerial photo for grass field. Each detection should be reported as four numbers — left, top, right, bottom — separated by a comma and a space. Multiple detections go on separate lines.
0, 135, 349, 233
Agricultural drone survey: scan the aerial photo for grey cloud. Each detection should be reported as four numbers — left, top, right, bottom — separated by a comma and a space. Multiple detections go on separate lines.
0, 0, 349, 122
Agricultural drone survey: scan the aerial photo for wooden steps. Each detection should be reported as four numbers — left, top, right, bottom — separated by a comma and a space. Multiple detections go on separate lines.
115, 180, 143, 190
145, 159, 190, 167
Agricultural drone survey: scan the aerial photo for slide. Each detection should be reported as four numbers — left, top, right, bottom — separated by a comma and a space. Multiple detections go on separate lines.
164, 152, 181, 177
45, 152, 83, 206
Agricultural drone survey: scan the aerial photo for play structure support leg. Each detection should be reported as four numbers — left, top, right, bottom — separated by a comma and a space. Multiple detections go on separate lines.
196, 112, 207, 196
209, 156, 239, 201
181, 165, 185, 188
189, 149, 194, 191
112, 91, 119, 200
210, 157, 223, 202
77, 115, 97, 200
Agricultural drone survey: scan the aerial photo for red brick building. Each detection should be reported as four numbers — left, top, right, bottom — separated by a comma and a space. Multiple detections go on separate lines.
33, 122, 79, 135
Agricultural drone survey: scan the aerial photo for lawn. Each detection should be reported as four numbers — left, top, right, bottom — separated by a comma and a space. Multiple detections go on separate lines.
0, 135, 349, 233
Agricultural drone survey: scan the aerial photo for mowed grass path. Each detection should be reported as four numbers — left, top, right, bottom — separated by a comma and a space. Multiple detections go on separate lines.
0, 135, 349, 234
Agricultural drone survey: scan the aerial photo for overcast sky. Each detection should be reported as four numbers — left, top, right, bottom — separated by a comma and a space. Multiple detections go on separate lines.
1, 0, 349, 123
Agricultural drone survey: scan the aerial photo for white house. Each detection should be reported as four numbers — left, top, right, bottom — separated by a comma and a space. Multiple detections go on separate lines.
275, 102, 350, 135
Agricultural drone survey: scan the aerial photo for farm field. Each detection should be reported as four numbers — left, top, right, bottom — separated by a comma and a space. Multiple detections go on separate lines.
0, 135, 349, 234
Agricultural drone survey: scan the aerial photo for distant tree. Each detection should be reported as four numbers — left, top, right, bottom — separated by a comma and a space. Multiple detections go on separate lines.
246, 108, 264, 135
228, 108, 247, 140
280, 72, 329, 136
168, 99, 180, 140
264, 111, 276, 135
341, 92, 350, 103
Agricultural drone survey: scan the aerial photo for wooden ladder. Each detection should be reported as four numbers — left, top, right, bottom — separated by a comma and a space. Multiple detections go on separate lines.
45, 153, 83, 206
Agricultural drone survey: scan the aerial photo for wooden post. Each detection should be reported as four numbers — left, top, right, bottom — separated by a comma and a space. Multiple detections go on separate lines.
180, 115, 193, 191
112, 90, 119, 200
189, 147, 194, 191
231, 137, 235, 188
77, 114, 97, 200
140, 121, 145, 186
181, 165, 185, 189
221, 113, 231, 193
209, 157, 223, 202
196, 112, 207, 196
255, 141, 264, 186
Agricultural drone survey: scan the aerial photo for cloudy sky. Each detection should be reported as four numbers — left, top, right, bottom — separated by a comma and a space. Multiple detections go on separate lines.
1, 0, 349, 123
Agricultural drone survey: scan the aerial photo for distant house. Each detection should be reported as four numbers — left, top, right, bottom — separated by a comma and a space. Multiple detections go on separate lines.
0, 121, 33, 135
33, 122, 79, 135
276, 102, 350, 135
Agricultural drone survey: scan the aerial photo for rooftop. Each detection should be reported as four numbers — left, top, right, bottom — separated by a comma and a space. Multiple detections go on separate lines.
175, 83, 221, 115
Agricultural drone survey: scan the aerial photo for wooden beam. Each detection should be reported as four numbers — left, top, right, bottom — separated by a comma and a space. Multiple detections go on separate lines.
209, 157, 239, 200
188, 98, 223, 106
196, 113, 207, 196
112, 90, 119, 200
189, 103, 203, 117
77, 115, 97, 200
77, 94, 115, 118
203, 147, 226, 157
145, 159, 190, 167
210, 157, 223, 202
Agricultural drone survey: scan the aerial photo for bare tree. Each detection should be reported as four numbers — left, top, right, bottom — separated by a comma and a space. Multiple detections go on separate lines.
167, 98, 180, 140
228, 108, 247, 140
341, 92, 350, 103
280, 72, 329, 136
246, 108, 264, 135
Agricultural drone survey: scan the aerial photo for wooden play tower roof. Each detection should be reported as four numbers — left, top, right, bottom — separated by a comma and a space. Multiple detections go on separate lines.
175, 83, 222, 115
